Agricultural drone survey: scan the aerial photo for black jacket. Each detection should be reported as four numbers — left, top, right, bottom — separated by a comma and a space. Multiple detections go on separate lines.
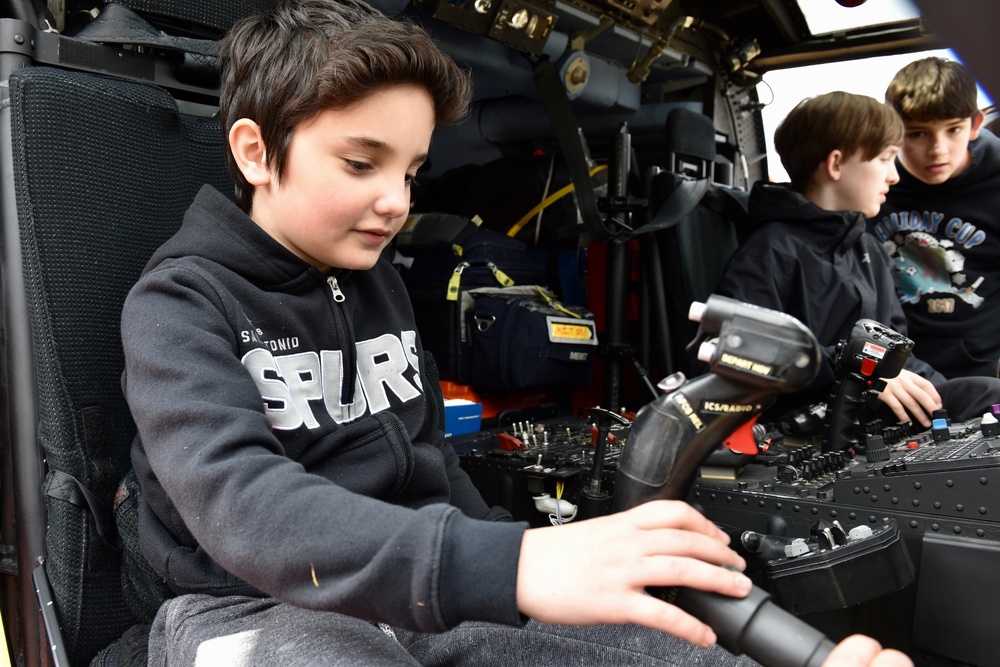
715, 182, 944, 391
122, 185, 523, 632
868, 129, 1000, 378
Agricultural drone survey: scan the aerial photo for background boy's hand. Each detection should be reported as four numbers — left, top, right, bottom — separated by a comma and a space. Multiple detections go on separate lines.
516, 500, 751, 647
823, 634, 913, 667
878, 369, 942, 427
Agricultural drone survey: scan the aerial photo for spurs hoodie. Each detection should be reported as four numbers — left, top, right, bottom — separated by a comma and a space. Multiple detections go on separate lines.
122, 185, 524, 632
868, 129, 1000, 379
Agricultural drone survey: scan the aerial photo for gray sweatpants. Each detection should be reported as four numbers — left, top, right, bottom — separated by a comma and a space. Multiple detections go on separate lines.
147, 594, 762, 667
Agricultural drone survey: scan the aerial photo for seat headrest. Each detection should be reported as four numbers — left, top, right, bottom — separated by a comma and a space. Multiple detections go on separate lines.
664, 108, 716, 178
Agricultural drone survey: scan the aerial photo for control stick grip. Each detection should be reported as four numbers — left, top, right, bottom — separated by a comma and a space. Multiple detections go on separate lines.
655, 585, 836, 667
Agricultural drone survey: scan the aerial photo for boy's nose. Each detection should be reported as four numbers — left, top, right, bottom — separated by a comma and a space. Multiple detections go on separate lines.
887, 160, 900, 184
374, 180, 410, 218
928, 134, 947, 156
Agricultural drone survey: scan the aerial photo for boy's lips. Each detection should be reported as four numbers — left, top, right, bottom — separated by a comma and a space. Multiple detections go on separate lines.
356, 228, 391, 244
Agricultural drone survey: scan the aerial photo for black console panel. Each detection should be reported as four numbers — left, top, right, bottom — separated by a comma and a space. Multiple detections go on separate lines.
453, 413, 1000, 666
687, 416, 1000, 667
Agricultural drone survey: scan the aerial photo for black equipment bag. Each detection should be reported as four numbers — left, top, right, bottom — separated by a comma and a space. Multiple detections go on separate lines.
394, 218, 547, 381
465, 285, 598, 393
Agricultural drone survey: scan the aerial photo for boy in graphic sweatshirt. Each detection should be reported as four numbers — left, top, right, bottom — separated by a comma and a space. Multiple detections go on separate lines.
869, 57, 1000, 379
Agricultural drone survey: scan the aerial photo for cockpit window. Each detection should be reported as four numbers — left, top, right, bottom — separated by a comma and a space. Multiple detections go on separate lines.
799, 0, 920, 36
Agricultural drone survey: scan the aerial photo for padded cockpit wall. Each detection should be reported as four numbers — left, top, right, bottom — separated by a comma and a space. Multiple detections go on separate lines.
65, 0, 277, 36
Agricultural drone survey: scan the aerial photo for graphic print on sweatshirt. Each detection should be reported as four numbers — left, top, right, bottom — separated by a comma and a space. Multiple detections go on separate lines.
870, 209, 986, 311
241, 329, 423, 429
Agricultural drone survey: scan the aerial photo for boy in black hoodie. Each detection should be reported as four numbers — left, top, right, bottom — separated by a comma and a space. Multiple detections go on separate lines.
716, 91, 1000, 430
868, 57, 1000, 379
121, 1, 911, 665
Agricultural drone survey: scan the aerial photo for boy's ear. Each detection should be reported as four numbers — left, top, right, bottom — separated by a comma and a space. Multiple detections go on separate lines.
969, 110, 986, 141
229, 119, 271, 186
822, 149, 844, 182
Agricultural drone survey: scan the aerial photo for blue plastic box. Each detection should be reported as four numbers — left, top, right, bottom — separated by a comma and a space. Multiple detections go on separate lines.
443, 398, 483, 438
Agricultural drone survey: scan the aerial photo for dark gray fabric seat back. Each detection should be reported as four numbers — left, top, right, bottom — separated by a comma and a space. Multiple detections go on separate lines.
6, 64, 231, 665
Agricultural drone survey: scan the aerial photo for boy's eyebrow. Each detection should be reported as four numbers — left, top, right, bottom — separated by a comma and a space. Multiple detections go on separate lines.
346, 136, 428, 164
346, 136, 389, 150
906, 118, 967, 129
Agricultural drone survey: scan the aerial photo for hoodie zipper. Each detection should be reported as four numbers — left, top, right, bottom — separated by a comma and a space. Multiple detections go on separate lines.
327, 276, 357, 404
327, 278, 412, 495
328, 276, 346, 303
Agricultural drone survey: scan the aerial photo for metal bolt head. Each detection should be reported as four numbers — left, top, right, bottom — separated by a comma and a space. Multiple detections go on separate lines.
508, 8, 529, 29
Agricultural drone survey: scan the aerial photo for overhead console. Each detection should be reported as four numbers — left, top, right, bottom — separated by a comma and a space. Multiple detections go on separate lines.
405, 0, 740, 99
412, 0, 560, 56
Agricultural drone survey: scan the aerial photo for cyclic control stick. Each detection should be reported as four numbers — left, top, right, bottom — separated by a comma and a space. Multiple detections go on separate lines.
613, 295, 836, 667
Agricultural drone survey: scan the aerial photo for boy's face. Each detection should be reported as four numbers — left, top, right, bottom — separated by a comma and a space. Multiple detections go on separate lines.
898, 114, 983, 185
251, 83, 435, 273
832, 146, 900, 218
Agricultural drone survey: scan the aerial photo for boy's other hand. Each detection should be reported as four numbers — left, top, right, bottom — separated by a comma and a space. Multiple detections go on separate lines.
877, 369, 942, 428
823, 634, 913, 667
516, 500, 750, 647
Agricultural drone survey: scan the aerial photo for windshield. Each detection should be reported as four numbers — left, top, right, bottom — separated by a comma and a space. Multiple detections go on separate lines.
798, 0, 920, 36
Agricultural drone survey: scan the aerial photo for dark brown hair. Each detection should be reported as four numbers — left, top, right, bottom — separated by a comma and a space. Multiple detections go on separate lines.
885, 57, 979, 123
774, 91, 903, 192
219, 0, 473, 212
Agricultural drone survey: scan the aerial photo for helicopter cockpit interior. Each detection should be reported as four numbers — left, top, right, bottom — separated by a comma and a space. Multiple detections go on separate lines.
1, 0, 996, 666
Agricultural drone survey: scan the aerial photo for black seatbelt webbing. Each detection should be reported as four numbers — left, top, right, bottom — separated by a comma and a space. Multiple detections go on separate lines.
630, 176, 710, 237
43, 468, 117, 547
74, 3, 218, 56
532, 57, 608, 241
